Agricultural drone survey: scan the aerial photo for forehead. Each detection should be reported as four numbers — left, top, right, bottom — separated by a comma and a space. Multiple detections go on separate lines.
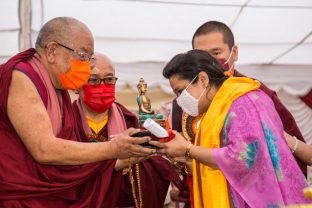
73, 31, 94, 53
91, 58, 114, 76
169, 75, 190, 91
193, 32, 228, 51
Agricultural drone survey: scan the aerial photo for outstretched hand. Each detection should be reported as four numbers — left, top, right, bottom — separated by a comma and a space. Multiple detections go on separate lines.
149, 130, 189, 158
110, 128, 156, 159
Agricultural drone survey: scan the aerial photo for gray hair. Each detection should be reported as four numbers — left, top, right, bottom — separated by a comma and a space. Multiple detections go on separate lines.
35, 17, 91, 48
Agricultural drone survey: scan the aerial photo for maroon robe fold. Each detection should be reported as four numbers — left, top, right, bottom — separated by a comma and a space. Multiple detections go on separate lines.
0, 49, 120, 207
72, 100, 181, 208
300, 89, 312, 109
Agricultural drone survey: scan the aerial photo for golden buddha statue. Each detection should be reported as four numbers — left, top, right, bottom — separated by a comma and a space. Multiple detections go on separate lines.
137, 78, 154, 116
136, 78, 164, 127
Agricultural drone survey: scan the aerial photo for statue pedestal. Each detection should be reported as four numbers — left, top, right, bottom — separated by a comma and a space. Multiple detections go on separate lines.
138, 114, 165, 128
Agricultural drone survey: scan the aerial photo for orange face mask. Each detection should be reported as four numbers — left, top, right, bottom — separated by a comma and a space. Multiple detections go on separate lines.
59, 60, 91, 90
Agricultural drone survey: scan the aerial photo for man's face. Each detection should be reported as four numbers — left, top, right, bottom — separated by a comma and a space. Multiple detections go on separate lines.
78, 54, 116, 98
193, 32, 238, 69
51, 29, 94, 74
90, 56, 115, 82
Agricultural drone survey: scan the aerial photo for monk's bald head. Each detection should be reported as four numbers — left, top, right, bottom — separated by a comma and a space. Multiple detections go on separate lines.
35, 17, 93, 48
91, 52, 115, 77
94, 53, 113, 68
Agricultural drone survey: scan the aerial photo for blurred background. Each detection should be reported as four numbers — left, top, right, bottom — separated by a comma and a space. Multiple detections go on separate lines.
0, 0, 311, 143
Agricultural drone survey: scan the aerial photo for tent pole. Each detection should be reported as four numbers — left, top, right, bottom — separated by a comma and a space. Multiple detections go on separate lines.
19, 0, 31, 51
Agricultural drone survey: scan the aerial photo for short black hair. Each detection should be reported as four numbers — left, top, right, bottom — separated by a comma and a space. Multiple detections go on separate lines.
163, 49, 228, 87
192, 21, 235, 49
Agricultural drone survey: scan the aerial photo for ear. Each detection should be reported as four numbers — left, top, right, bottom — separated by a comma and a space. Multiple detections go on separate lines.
198, 71, 209, 88
232, 45, 238, 62
45, 42, 58, 63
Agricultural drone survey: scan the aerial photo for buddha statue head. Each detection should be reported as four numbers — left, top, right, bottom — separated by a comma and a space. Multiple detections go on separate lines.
137, 78, 148, 95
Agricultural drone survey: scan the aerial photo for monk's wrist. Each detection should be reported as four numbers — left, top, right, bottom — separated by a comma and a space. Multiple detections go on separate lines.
107, 140, 119, 159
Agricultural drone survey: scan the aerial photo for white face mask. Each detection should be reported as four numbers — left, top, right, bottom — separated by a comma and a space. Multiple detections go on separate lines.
176, 75, 206, 117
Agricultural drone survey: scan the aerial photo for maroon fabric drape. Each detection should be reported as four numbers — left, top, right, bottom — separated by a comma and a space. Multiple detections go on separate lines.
300, 89, 312, 109
0, 49, 117, 207
73, 101, 181, 208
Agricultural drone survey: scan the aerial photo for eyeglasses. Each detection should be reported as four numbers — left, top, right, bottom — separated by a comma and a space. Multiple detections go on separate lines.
55, 42, 96, 65
88, 76, 118, 85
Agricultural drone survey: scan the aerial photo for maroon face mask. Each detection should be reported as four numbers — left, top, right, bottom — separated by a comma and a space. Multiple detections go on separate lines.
217, 58, 230, 71
217, 47, 234, 71
83, 84, 115, 113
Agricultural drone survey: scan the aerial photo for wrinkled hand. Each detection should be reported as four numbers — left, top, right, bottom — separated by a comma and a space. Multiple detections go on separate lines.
110, 128, 156, 159
149, 130, 189, 158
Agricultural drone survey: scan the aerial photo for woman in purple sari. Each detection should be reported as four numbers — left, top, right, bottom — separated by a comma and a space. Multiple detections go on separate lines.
151, 50, 310, 207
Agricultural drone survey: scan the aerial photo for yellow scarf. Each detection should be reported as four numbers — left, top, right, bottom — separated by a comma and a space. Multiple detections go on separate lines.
192, 77, 260, 208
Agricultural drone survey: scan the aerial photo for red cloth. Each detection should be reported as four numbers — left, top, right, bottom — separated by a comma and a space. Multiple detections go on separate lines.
0, 49, 118, 207
300, 89, 312, 109
72, 101, 181, 208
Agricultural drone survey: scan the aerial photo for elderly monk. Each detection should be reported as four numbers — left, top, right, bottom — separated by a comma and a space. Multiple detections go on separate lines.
0, 17, 155, 207
72, 52, 181, 208
169, 20, 308, 207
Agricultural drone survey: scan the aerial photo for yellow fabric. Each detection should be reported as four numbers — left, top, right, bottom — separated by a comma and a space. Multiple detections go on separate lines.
192, 77, 260, 208
86, 114, 109, 134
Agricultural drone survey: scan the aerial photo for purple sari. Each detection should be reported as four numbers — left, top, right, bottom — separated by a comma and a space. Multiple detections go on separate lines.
213, 90, 310, 207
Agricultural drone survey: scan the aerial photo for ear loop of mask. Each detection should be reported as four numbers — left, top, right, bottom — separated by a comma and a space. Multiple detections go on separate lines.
185, 75, 199, 90
185, 74, 207, 102
224, 47, 234, 71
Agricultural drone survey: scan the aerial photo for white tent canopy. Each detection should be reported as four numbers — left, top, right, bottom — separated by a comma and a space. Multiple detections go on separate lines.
1, 0, 312, 91
1, 0, 312, 64
1, 0, 312, 142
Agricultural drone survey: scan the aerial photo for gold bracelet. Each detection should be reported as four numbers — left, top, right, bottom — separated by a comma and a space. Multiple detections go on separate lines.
185, 142, 193, 161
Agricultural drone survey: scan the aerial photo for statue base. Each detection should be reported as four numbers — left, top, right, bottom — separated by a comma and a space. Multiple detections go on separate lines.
138, 114, 165, 128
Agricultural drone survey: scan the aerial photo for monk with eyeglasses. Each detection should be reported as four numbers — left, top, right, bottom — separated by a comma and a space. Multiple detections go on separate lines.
0, 17, 157, 207
72, 52, 181, 208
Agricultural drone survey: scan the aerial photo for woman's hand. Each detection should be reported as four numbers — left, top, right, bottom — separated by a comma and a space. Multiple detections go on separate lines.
284, 131, 297, 152
149, 130, 189, 158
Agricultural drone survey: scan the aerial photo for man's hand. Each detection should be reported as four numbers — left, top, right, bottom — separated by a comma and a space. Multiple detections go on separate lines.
114, 156, 148, 171
110, 128, 156, 159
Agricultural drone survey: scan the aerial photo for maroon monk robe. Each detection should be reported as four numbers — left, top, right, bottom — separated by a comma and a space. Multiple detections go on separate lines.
0, 49, 121, 207
72, 100, 182, 208
300, 89, 312, 109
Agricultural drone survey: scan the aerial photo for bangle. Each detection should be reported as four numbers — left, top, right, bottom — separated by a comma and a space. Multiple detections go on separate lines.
185, 142, 193, 161
291, 137, 299, 153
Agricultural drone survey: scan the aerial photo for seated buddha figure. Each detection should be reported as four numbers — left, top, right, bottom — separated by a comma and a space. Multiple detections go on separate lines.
136, 78, 163, 126
137, 78, 155, 117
